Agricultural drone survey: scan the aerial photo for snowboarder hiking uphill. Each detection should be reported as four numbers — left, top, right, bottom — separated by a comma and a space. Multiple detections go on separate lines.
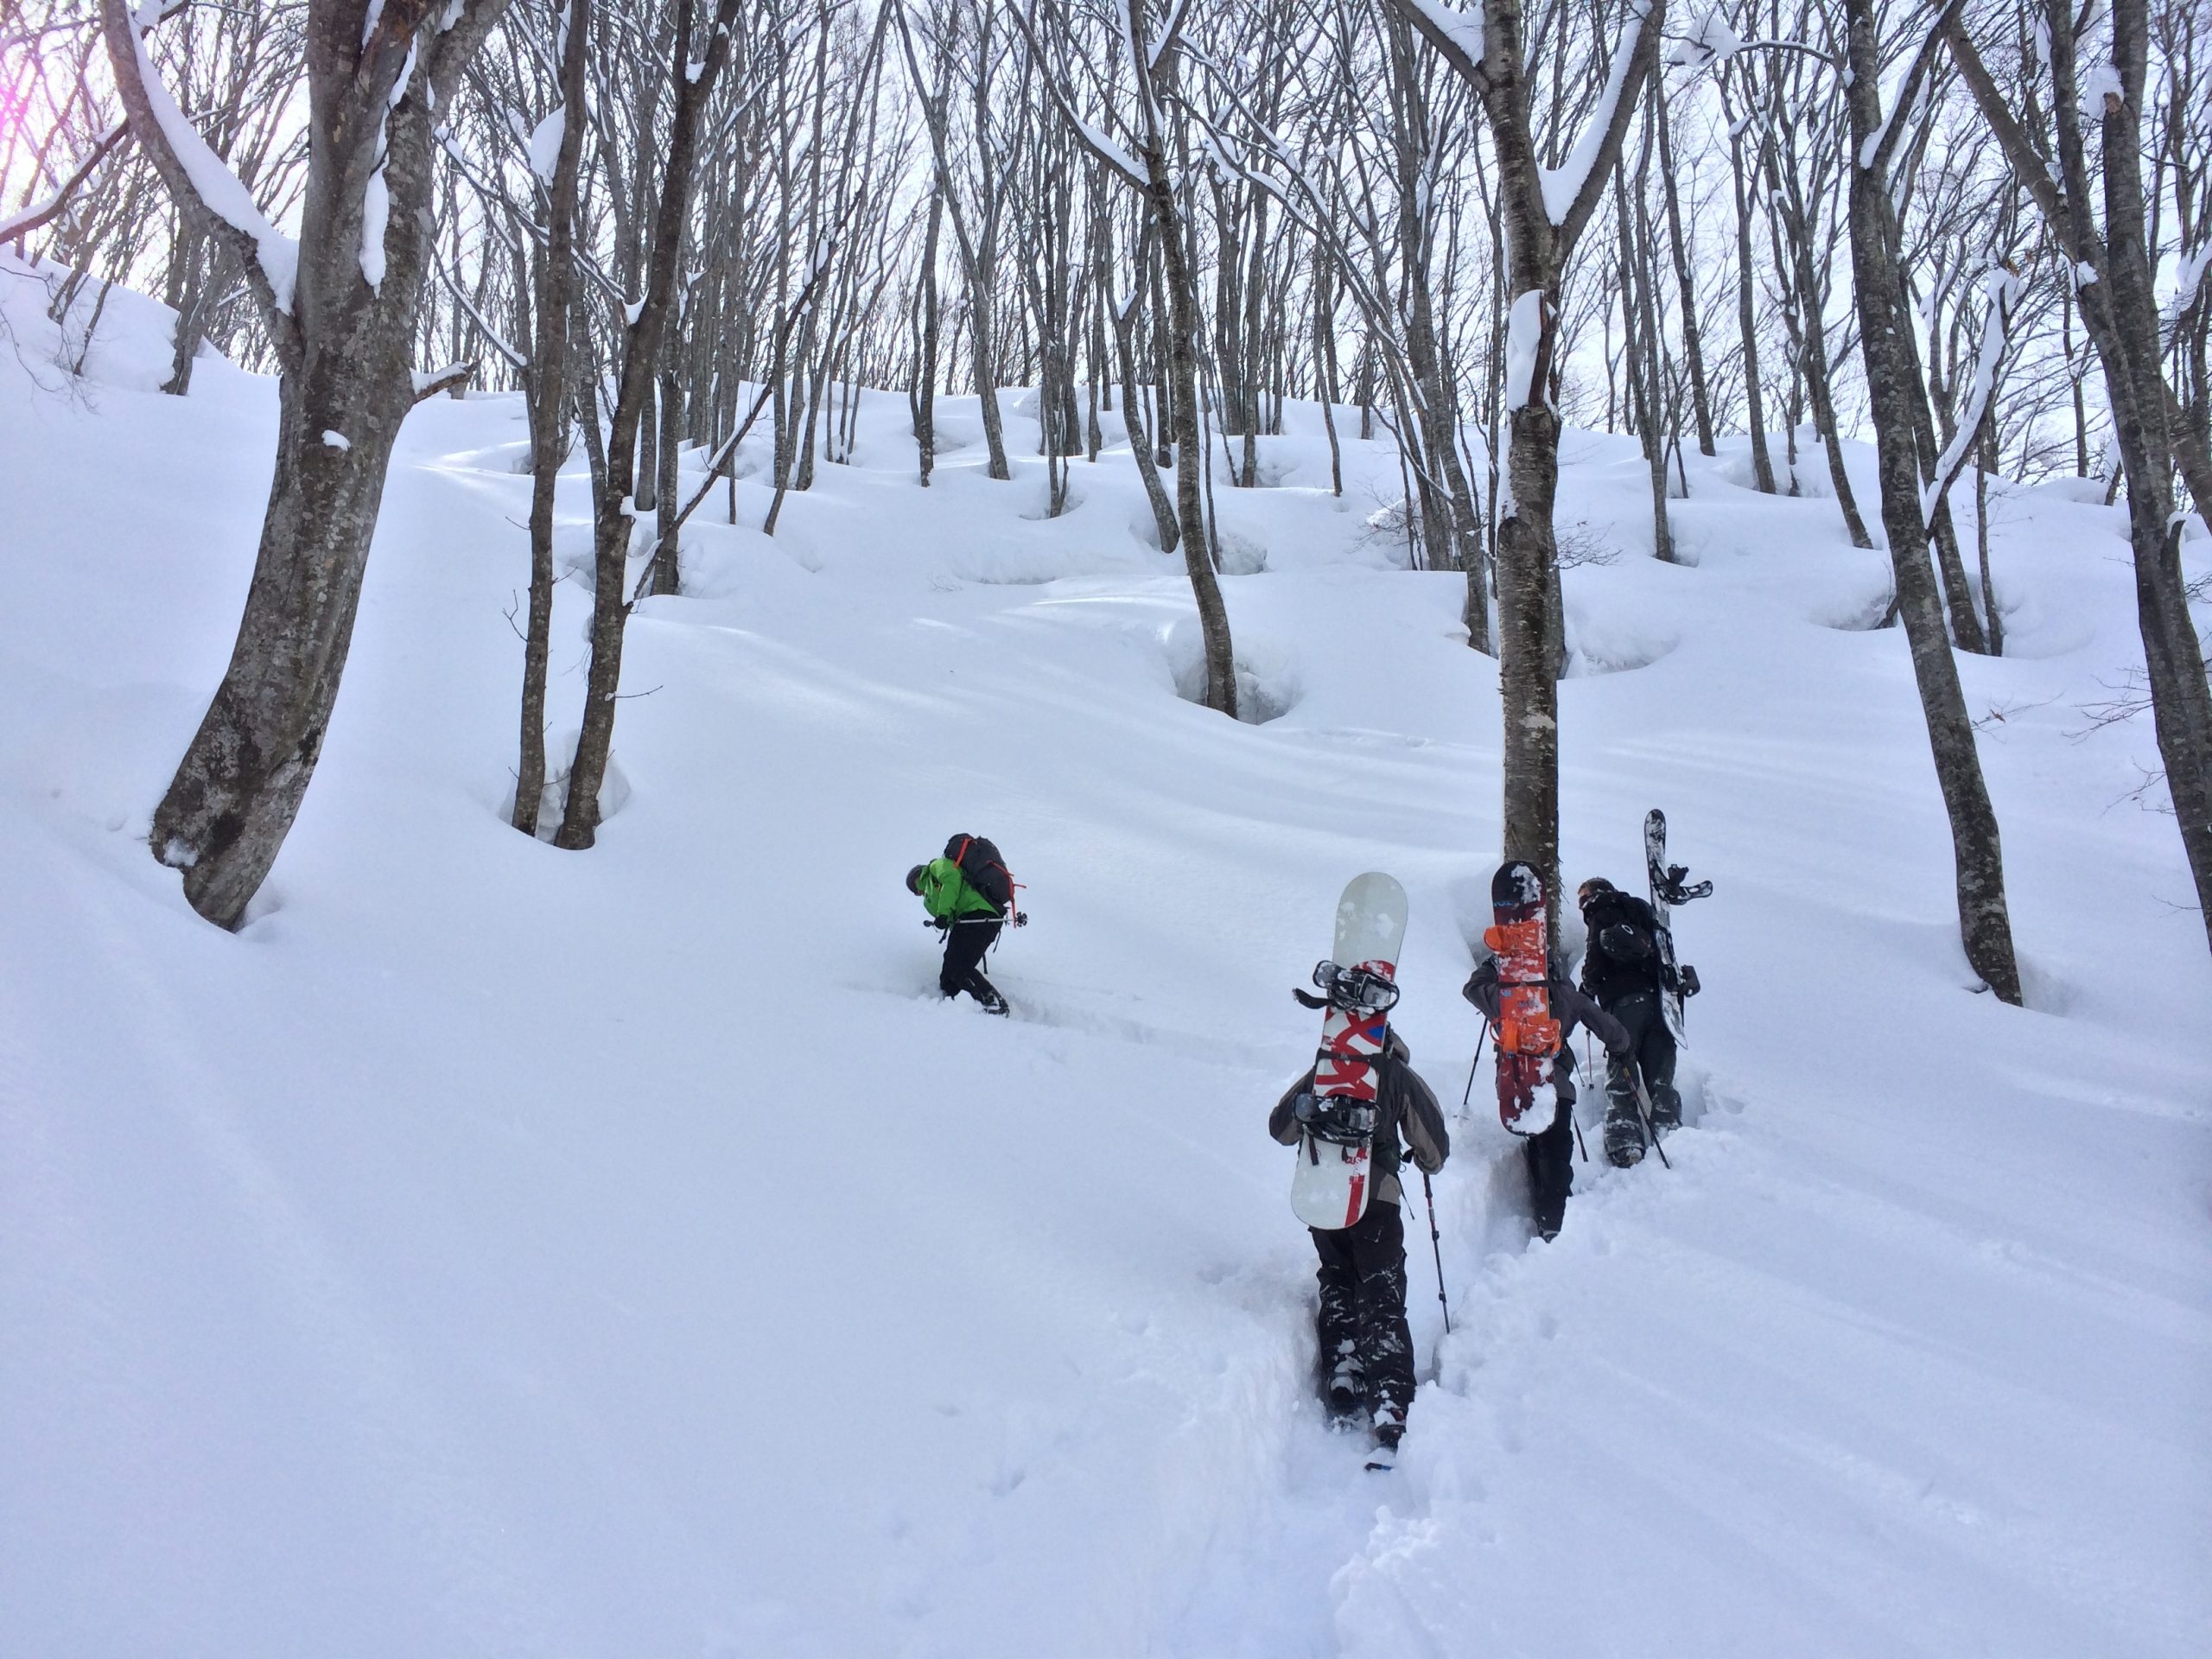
1271, 1045, 1448, 1469
1577, 874, 1690, 1167
906, 834, 1023, 1016
1465, 942, 1630, 1243
1270, 872, 1448, 1471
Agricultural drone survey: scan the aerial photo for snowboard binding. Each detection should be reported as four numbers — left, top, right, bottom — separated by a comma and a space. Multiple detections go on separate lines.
1294, 1091, 1378, 1147
1294, 960, 1402, 1015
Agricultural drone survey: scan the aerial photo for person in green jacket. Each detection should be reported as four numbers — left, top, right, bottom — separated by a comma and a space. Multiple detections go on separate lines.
907, 856, 1010, 1014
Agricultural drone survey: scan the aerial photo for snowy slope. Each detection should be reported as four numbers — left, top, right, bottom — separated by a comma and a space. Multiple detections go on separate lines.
3, 260, 2208, 1659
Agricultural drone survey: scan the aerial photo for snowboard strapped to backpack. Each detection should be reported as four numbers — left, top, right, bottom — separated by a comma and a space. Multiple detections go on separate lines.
944, 833, 1016, 916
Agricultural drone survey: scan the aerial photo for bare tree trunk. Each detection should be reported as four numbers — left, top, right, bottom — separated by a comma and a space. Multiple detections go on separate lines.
1841, 0, 2021, 1002
1976, 415, 2002, 658
1387, 0, 1664, 895
109, 0, 510, 927
1655, 74, 1715, 454
916, 180, 942, 486
1949, 3, 2212, 950
1145, 103, 1234, 714
1111, 221, 1179, 553
558, 0, 744, 850
515, 0, 590, 839
1726, 106, 1777, 493
1313, 246, 1343, 498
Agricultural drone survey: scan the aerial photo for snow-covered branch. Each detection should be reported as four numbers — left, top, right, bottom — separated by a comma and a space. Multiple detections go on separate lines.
100, 0, 301, 355
1922, 265, 2022, 531
1541, 2, 1658, 227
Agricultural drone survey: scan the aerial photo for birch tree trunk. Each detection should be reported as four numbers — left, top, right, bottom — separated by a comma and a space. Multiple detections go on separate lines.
514, 0, 591, 839
556, 0, 744, 849
1840, 0, 2022, 1003
1387, 0, 1664, 895
107, 0, 511, 928
1948, 2, 2212, 951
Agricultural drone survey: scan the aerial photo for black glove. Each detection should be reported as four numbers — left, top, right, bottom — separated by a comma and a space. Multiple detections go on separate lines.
1461, 961, 1497, 1004
925, 917, 948, 932
1680, 964, 1700, 997
1598, 922, 1653, 963
1609, 1037, 1634, 1062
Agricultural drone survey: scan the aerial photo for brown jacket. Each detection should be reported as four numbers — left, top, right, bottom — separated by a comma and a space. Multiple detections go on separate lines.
1268, 1031, 1450, 1209
1462, 951, 1631, 1109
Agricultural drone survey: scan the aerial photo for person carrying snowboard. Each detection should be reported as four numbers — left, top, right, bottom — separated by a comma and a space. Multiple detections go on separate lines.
1575, 876, 1679, 1166
906, 834, 1021, 1015
1463, 948, 1630, 1239
1268, 1031, 1449, 1455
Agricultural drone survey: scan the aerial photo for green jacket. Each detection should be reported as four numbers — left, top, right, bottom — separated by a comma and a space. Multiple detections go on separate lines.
915, 857, 1001, 922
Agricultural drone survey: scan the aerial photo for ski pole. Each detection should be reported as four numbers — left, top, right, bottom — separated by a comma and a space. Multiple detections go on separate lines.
1460, 1021, 1492, 1113
1630, 1068, 1674, 1171
1570, 1105, 1588, 1162
1420, 1169, 1452, 1336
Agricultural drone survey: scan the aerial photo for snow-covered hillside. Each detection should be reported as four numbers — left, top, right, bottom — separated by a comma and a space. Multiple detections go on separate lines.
3, 263, 2208, 1658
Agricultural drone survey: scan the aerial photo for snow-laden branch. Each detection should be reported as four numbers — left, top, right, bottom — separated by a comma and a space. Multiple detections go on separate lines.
1004, 2, 1150, 191
1399, 0, 1486, 74
1857, 2, 1963, 179
1921, 265, 2021, 531
1669, 10, 1744, 69
1541, 1, 1656, 226
103, 0, 300, 316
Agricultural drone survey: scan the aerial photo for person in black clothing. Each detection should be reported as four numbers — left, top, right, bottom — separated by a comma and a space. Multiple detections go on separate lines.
1576, 876, 1678, 1166
1268, 1033, 1448, 1451
1464, 953, 1630, 1240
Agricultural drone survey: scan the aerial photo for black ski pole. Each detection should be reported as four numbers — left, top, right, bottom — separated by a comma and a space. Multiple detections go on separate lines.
1571, 1105, 1588, 1162
1630, 1069, 1674, 1170
1460, 1021, 1492, 1113
1420, 1170, 1452, 1336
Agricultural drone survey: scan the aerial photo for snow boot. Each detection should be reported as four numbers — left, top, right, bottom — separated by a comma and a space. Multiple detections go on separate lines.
1323, 1352, 1365, 1429
1605, 1109, 1646, 1168
1365, 1404, 1405, 1471
1649, 1084, 1682, 1131
1532, 1193, 1566, 1242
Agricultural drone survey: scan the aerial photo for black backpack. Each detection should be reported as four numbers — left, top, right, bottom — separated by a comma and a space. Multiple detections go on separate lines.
944, 833, 1014, 915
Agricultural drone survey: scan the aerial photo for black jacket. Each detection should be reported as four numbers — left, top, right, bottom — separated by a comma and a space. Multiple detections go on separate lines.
1577, 891, 1664, 1006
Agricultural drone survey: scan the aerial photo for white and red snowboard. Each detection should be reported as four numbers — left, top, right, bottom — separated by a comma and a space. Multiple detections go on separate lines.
1287, 872, 1408, 1231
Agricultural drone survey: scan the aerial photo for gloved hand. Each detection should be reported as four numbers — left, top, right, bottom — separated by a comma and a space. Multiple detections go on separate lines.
925, 917, 948, 932
1292, 1091, 1320, 1126
1609, 1037, 1634, 1062
1412, 1147, 1444, 1176
1461, 961, 1497, 1004
1680, 963, 1700, 996
1598, 922, 1652, 963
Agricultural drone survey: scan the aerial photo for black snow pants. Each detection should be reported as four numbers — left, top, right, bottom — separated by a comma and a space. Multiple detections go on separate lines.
1311, 1199, 1415, 1426
1522, 1061, 1579, 1240
1603, 990, 1679, 1123
938, 918, 1004, 1008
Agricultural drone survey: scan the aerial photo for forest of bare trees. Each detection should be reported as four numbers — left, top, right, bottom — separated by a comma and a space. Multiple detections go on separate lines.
3, 0, 2208, 976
